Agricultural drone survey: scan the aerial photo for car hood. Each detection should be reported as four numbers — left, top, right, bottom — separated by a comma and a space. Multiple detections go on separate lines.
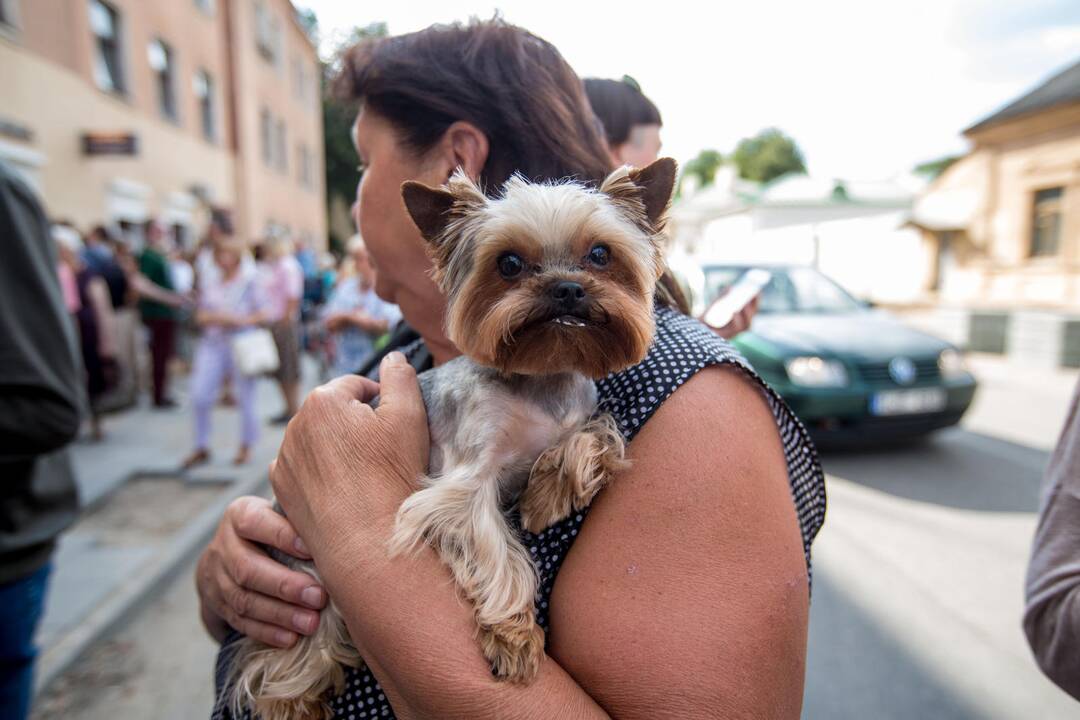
746, 311, 953, 362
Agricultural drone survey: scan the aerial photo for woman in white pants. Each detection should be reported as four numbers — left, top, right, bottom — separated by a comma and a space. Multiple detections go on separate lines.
182, 239, 264, 469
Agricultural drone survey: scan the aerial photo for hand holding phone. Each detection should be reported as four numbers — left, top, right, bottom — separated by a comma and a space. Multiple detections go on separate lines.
703, 269, 771, 332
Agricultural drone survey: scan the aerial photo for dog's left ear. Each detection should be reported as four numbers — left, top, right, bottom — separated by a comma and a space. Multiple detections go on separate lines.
600, 157, 677, 230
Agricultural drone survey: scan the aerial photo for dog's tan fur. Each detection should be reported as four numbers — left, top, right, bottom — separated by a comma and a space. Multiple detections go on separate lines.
227, 159, 676, 718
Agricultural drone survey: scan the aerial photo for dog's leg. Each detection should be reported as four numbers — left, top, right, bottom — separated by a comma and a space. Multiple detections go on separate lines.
519, 413, 629, 534
389, 465, 545, 682
227, 601, 361, 720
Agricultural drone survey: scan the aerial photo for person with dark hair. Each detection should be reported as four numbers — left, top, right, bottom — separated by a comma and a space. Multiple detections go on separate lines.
0, 162, 82, 720
139, 219, 179, 408
584, 76, 758, 339
82, 224, 129, 309
198, 19, 824, 719
584, 76, 664, 170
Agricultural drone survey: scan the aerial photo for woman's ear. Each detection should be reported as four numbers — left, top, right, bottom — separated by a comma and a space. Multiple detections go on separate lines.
440, 121, 489, 183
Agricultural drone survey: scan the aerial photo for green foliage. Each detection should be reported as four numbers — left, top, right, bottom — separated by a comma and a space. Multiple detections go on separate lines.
913, 155, 960, 180
294, 6, 318, 42
681, 149, 724, 192
321, 22, 389, 249
731, 128, 806, 184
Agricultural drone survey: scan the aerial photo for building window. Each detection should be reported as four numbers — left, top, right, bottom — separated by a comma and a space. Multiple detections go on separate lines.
0, 0, 19, 28
298, 143, 313, 189
1031, 187, 1064, 258
148, 39, 177, 122
254, 0, 281, 64
292, 56, 304, 100
193, 70, 215, 141
89, 0, 125, 94
260, 108, 273, 166
275, 119, 287, 172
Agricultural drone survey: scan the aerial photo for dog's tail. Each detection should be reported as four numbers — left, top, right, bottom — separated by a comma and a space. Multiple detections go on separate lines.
226, 603, 361, 720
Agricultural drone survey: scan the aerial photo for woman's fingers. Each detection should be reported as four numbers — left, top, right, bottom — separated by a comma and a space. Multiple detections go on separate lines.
227, 495, 311, 560
321, 372, 381, 403
213, 573, 301, 649
374, 352, 425, 426
225, 534, 326, 610
218, 569, 320, 638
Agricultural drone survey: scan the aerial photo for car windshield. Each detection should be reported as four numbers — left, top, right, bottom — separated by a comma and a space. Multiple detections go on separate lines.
704, 266, 864, 314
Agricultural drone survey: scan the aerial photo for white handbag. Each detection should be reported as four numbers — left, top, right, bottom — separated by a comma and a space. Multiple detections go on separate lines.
231, 328, 280, 377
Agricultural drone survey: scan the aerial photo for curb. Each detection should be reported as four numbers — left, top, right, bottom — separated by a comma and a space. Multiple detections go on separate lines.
34, 466, 272, 696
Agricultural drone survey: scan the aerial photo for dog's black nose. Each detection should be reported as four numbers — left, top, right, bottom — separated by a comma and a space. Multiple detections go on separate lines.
552, 281, 585, 302
551, 281, 586, 311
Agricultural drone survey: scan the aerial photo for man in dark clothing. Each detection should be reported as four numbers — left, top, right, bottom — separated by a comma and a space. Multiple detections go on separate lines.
139, 220, 178, 407
0, 162, 82, 720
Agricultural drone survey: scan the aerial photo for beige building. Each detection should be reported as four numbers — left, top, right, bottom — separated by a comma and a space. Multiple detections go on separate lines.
0, 0, 325, 250
912, 59, 1080, 311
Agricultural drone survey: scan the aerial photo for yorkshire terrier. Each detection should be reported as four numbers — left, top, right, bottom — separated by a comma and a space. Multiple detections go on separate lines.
226, 157, 677, 720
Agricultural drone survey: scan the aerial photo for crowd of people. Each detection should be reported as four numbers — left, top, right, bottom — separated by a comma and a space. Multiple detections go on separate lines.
44, 210, 402, 466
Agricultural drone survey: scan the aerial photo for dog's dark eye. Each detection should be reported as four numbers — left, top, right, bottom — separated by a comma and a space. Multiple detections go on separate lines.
588, 245, 610, 267
497, 252, 525, 279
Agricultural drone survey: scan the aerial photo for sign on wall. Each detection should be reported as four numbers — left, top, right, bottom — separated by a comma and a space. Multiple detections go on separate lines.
81, 132, 138, 156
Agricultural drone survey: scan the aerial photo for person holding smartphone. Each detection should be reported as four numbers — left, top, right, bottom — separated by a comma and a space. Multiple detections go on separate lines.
584, 76, 757, 338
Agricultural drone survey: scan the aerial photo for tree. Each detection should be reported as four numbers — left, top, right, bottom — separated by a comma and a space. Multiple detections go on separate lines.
913, 155, 960, 180
731, 128, 806, 184
295, 6, 318, 42
680, 149, 724, 193
321, 22, 389, 252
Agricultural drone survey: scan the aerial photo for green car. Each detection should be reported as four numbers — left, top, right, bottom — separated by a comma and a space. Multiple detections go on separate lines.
702, 265, 978, 447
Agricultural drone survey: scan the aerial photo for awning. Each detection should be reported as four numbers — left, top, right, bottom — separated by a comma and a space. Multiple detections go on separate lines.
906, 188, 979, 231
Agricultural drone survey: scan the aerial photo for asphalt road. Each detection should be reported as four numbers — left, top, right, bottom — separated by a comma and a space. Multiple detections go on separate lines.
34, 355, 1080, 719
804, 356, 1078, 719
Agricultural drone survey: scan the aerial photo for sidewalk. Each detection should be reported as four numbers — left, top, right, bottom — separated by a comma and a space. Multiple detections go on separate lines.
35, 361, 319, 695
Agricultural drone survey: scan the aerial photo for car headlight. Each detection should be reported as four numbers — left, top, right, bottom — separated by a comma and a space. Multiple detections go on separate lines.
938, 349, 968, 380
784, 356, 849, 388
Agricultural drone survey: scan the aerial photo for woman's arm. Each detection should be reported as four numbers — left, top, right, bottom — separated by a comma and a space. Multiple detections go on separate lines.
271, 356, 807, 718
338, 309, 390, 335
547, 365, 808, 718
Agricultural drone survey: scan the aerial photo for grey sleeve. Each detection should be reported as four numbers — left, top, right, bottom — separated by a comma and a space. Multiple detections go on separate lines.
1023, 379, 1080, 700
0, 164, 84, 459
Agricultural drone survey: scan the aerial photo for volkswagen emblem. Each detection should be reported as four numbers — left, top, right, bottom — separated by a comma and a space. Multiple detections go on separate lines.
888, 357, 917, 385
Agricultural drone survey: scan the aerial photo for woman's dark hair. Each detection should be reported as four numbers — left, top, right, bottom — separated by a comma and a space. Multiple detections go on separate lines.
334, 18, 612, 192
334, 18, 688, 313
583, 77, 663, 149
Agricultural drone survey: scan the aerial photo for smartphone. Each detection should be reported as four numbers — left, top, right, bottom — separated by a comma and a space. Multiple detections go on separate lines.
703, 269, 772, 329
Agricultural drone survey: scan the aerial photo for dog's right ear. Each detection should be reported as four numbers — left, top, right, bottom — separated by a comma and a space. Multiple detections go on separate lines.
402, 181, 457, 243
402, 169, 487, 245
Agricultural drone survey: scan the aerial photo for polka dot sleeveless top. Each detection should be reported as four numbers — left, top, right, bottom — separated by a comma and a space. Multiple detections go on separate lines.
212, 307, 826, 720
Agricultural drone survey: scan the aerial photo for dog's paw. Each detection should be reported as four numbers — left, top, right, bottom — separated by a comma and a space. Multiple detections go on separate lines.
518, 481, 568, 534
480, 613, 545, 684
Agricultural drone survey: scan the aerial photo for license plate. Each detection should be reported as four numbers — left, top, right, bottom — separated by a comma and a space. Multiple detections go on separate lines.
870, 388, 947, 416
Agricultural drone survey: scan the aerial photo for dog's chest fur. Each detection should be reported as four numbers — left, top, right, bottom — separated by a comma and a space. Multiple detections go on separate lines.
418, 356, 597, 500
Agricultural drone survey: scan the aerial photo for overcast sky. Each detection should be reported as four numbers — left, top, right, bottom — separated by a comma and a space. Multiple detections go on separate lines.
300, 0, 1080, 181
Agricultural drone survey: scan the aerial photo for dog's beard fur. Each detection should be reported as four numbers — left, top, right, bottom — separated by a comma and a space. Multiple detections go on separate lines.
403, 159, 675, 379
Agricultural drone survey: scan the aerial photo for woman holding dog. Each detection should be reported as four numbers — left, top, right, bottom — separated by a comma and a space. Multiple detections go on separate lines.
198, 19, 824, 719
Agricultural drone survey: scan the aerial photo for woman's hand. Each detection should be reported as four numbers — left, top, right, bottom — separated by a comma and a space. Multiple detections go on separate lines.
269, 352, 429, 573
195, 496, 328, 648
322, 312, 346, 332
